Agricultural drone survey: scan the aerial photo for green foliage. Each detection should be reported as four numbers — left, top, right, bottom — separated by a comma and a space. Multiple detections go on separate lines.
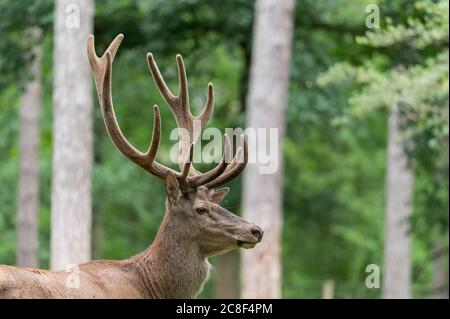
319, 0, 449, 150
0, 0, 53, 90
317, 0, 449, 296
357, 0, 449, 50
0, 86, 19, 264
0, 0, 447, 299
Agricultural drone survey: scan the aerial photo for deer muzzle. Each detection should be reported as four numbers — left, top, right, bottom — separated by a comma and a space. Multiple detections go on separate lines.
237, 224, 264, 249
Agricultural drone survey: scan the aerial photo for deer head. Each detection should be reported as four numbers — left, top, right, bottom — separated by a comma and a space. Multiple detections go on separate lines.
87, 34, 263, 257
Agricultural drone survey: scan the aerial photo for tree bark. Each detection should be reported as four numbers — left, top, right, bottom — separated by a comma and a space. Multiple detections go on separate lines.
383, 108, 414, 299
241, 0, 294, 299
215, 251, 239, 298
17, 40, 42, 268
51, 0, 94, 270
431, 241, 449, 299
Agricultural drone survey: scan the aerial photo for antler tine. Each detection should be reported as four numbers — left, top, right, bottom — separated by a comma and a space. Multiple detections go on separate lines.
146, 50, 246, 189
92, 34, 248, 191
139, 105, 184, 179
204, 135, 248, 188
146, 53, 177, 105
87, 33, 124, 93
101, 52, 146, 163
147, 53, 213, 173
223, 147, 243, 173
218, 134, 246, 174
176, 54, 190, 115
174, 54, 215, 128
189, 134, 231, 187
196, 83, 214, 127
91, 35, 182, 182
181, 144, 194, 179
147, 53, 190, 171
143, 105, 162, 165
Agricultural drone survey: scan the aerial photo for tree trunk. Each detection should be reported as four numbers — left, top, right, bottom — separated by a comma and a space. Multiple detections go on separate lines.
17, 40, 42, 268
51, 0, 94, 270
215, 251, 239, 298
430, 141, 449, 299
383, 108, 414, 299
431, 241, 449, 299
241, 0, 294, 299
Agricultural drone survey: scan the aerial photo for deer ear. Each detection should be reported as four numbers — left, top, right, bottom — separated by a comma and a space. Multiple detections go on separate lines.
209, 187, 230, 204
165, 172, 180, 205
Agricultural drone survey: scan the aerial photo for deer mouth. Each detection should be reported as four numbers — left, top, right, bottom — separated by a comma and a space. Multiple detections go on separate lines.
237, 240, 257, 249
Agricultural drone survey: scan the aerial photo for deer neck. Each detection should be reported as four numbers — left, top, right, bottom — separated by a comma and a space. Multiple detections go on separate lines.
130, 202, 210, 299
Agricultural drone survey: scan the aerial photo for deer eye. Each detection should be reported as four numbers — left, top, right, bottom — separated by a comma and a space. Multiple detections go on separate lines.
196, 207, 209, 215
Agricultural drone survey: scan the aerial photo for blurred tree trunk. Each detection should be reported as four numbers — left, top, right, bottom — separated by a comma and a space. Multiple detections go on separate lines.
17, 33, 42, 268
241, 0, 294, 298
51, 0, 94, 270
431, 141, 450, 299
92, 207, 104, 260
215, 251, 239, 298
383, 107, 414, 299
321, 280, 335, 299
431, 240, 449, 299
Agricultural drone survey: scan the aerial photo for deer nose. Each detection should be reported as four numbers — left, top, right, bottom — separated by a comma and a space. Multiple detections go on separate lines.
251, 226, 264, 242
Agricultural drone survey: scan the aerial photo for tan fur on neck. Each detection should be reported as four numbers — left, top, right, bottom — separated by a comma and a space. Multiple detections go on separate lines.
0, 203, 210, 299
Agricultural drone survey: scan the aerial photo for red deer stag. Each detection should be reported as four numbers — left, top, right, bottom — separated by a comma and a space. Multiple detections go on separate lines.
0, 34, 262, 298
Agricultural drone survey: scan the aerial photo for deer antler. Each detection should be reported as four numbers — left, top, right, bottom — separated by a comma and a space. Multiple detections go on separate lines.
87, 34, 247, 190
146, 53, 212, 172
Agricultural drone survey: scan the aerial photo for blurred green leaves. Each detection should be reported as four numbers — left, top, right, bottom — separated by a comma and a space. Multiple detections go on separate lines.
0, 0, 447, 298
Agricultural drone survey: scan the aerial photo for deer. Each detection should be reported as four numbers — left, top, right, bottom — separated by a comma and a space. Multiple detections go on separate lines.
0, 34, 262, 299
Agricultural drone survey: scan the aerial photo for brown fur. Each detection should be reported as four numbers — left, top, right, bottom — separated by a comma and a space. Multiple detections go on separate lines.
0, 35, 263, 299
0, 187, 262, 299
